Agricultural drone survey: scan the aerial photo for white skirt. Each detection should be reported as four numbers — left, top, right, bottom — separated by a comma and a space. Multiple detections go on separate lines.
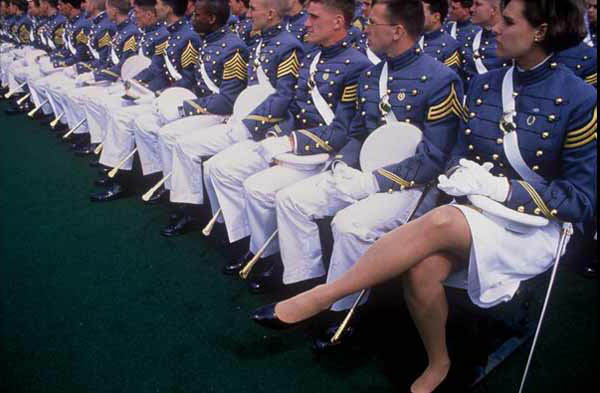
450, 204, 564, 309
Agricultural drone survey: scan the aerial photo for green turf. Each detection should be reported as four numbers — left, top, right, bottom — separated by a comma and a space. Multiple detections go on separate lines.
1, 102, 598, 393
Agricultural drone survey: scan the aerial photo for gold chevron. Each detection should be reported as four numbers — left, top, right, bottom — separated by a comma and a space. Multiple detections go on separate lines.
296, 130, 334, 152
353, 19, 364, 31
181, 41, 199, 69
566, 106, 597, 139
76, 29, 88, 45
444, 51, 461, 68
55, 27, 65, 46
123, 35, 137, 52
223, 51, 248, 81
376, 168, 412, 188
427, 83, 466, 121
517, 181, 553, 219
277, 50, 300, 79
341, 84, 358, 103
585, 73, 597, 86
155, 40, 168, 56
98, 31, 112, 48
19, 25, 30, 43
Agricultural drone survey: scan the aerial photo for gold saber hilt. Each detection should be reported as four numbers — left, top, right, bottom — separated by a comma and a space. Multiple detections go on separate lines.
50, 112, 64, 129
239, 230, 278, 280
108, 148, 138, 178
94, 143, 104, 155
202, 208, 222, 237
4, 81, 27, 98
62, 118, 87, 139
28, 99, 49, 117
330, 289, 367, 344
142, 172, 172, 202
16, 92, 31, 106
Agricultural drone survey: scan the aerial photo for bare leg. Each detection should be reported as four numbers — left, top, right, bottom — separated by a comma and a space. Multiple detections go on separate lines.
404, 253, 458, 393
275, 205, 472, 323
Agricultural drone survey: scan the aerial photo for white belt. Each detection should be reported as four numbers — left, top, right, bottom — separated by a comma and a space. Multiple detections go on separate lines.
308, 51, 334, 125
379, 62, 398, 124
473, 30, 488, 75
200, 62, 220, 94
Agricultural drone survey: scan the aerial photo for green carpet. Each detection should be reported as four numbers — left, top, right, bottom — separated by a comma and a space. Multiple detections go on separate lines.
1, 102, 598, 393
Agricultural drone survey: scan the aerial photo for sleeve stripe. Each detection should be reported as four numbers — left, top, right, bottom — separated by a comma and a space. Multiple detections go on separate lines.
376, 168, 412, 188
245, 115, 283, 124
517, 181, 554, 219
296, 129, 334, 152
277, 50, 300, 79
341, 84, 358, 102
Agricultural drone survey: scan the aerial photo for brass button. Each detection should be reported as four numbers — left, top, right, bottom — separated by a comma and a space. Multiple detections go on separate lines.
465, 128, 472, 135
497, 138, 504, 144
493, 154, 499, 160
542, 132, 550, 139
551, 209, 558, 217
532, 165, 540, 171
536, 150, 544, 157
555, 97, 564, 105
534, 208, 541, 215
518, 206, 525, 213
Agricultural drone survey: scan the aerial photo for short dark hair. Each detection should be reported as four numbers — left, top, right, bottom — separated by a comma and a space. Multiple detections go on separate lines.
423, 0, 448, 22
196, 0, 231, 26
60, 0, 82, 8
12, 0, 28, 11
450, 0, 473, 8
41, 0, 59, 7
134, 0, 157, 8
503, 0, 587, 52
372, 0, 425, 39
162, 0, 188, 16
310, 0, 356, 28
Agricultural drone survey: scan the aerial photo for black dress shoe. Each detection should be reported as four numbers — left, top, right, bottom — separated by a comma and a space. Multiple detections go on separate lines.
160, 215, 198, 237
4, 105, 23, 115
312, 321, 357, 352
89, 158, 101, 167
90, 183, 127, 202
98, 167, 110, 175
144, 187, 169, 205
169, 210, 184, 223
223, 251, 253, 276
94, 176, 113, 187
248, 257, 283, 294
252, 303, 299, 331
75, 144, 94, 156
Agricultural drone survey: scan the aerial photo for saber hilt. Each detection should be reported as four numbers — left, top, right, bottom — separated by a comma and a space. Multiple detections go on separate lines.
62, 118, 87, 139
108, 148, 138, 178
202, 209, 222, 237
142, 172, 172, 202
239, 230, 278, 280
50, 112, 64, 129
28, 99, 49, 117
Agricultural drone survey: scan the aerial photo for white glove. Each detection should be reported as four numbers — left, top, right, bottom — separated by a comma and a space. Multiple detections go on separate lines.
257, 136, 292, 163
333, 164, 379, 202
64, 65, 77, 79
438, 159, 510, 202
228, 120, 250, 142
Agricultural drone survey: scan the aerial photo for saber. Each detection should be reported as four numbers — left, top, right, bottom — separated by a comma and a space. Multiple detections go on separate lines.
50, 112, 64, 128
94, 143, 104, 155
142, 172, 172, 202
331, 289, 367, 344
28, 99, 49, 117
202, 208, 222, 237
62, 118, 87, 139
239, 230, 278, 280
4, 81, 27, 98
16, 92, 31, 105
108, 148, 138, 178
518, 223, 573, 393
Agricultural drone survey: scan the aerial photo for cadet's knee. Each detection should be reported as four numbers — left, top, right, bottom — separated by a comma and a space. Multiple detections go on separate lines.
424, 206, 460, 233
331, 208, 363, 239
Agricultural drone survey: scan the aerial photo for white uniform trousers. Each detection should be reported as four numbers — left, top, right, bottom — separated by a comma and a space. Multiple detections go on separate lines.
133, 111, 170, 177
276, 170, 423, 311
204, 141, 325, 247
165, 118, 238, 205
44, 73, 79, 127
26, 70, 53, 115
68, 83, 123, 142
28, 73, 65, 119
6, 58, 26, 93
99, 102, 155, 171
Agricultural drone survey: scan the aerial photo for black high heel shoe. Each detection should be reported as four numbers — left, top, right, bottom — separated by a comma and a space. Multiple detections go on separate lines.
251, 303, 303, 331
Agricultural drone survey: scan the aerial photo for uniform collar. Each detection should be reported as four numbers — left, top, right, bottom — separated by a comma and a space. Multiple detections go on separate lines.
261, 24, 283, 39
116, 19, 130, 31
515, 54, 556, 86
424, 28, 444, 41
144, 20, 165, 34
456, 19, 473, 28
388, 44, 423, 70
93, 11, 106, 24
287, 10, 306, 24
71, 12, 84, 24
320, 37, 350, 59
203, 27, 227, 43
167, 17, 186, 33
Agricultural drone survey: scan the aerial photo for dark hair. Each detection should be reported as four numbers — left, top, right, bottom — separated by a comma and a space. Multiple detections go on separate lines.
12, 0, 28, 11
134, 0, 157, 8
372, 0, 425, 39
503, 0, 587, 52
310, 0, 356, 28
32, 0, 41, 7
450, 0, 473, 8
41, 0, 59, 6
60, 0, 83, 8
162, 0, 188, 16
423, 0, 448, 22
196, 0, 231, 26
107, 0, 132, 13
